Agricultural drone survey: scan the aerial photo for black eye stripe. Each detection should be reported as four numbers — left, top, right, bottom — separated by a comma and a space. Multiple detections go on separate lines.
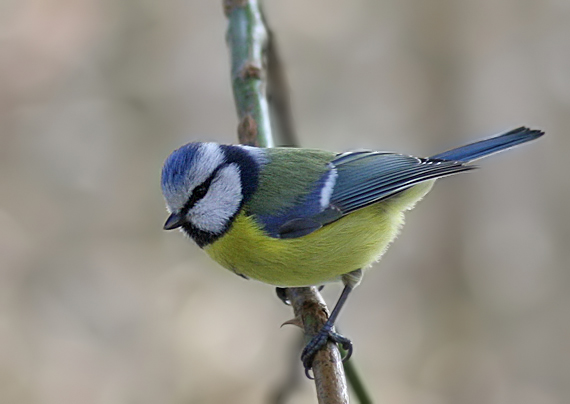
193, 184, 208, 199
181, 166, 222, 214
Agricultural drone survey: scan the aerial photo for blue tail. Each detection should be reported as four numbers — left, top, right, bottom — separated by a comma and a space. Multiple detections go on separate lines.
430, 127, 544, 163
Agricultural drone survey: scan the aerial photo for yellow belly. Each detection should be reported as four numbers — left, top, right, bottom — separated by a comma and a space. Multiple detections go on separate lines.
204, 181, 433, 286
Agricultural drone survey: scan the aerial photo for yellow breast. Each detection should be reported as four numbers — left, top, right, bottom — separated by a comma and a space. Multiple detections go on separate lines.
205, 182, 433, 286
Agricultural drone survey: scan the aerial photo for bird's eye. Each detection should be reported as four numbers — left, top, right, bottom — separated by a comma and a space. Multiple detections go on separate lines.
194, 184, 208, 199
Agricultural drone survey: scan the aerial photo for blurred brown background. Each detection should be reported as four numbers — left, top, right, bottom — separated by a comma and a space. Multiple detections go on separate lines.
0, 1, 566, 403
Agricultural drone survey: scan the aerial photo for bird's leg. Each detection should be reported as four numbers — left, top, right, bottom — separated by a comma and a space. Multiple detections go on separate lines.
300, 269, 362, 377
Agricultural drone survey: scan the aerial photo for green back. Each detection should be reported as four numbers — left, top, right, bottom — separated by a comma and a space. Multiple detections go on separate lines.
245, 148, 335, 215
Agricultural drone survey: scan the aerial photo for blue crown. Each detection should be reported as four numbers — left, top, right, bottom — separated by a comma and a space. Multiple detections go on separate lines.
161, 143, 202, 198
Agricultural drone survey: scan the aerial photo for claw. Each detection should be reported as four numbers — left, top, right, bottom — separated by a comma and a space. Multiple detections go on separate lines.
341, 344, 353, 362
275, 287, 290, 305
301, 326, 352, 377
333, 332, 353, 362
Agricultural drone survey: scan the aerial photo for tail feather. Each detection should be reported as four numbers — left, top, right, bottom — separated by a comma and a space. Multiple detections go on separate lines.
430, 127, 544, 163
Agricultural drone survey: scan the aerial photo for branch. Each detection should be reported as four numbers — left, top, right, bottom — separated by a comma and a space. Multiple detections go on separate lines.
286, 288, 349, 404
224, 0, 273, 147
223, 1, 348, 403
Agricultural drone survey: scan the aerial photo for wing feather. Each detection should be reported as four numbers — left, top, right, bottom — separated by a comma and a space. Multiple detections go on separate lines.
329, 152, 474, 214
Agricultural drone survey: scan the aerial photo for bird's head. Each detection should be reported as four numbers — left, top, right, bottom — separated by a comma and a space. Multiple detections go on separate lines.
161, 142, 265, 247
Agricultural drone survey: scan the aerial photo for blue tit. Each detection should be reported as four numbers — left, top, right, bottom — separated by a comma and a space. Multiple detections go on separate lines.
161, 126, 543, 372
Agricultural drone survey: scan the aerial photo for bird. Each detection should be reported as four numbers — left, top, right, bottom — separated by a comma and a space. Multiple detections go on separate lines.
161, 126, 543, 375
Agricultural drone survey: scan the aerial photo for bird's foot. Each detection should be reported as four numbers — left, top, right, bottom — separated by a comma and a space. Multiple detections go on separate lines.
275, 287, 290, 305
301, 325, 353, 379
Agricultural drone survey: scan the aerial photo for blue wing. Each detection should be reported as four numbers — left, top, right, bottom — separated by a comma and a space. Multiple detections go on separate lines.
260, 127, 543, 239
327, 152, 473, 215
255, 167, 335, 238
267, 153, 472, 238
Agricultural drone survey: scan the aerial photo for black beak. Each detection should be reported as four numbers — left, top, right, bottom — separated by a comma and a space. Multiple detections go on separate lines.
163, 213, 185, 230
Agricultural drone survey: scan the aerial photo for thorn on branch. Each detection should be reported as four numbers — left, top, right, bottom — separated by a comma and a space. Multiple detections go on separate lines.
280, 317, 304, 329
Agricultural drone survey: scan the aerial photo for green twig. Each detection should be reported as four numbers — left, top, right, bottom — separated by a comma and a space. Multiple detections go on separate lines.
340, 346, 373, 404
224, 0, 273, 147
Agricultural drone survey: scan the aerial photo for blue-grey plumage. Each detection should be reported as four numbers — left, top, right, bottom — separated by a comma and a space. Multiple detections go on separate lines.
430, 126, 543, 161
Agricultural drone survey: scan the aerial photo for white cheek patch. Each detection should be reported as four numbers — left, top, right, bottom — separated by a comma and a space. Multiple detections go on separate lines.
189, 163, 243, 234
320, 164, 338, 209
